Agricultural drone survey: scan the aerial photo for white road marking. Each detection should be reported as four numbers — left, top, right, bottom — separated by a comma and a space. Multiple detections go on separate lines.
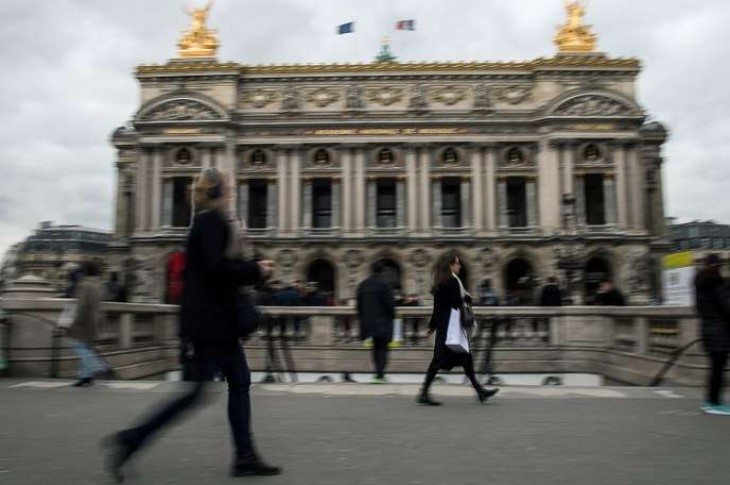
10, 381, 70, 389
654, 390, 684, 399
102, 382, 161, 390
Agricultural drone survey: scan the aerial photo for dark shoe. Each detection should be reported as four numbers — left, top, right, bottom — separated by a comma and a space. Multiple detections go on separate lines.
478, 387, 499, 403
416, 392, 442, 406
232, 457, 282, 477
71, 377, 93, 387
101, 433, 133, 483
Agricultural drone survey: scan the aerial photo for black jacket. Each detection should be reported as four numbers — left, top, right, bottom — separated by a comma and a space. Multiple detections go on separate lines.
428, 277, 473, 370
356, 275, 396, 341
180, 209, 263, 347
597, 289, 625, 306
539, 284, 563, 306
695, 271, 730, 353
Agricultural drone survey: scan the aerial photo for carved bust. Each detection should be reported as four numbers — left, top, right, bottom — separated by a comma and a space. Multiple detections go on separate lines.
443, 148, 458, 165
378, 148, 394, 165
506, 147, 524, 164
176, 148, 192, 165
250, 149, 267, 166
583, 144, 602, 162
313, 149, 330, 166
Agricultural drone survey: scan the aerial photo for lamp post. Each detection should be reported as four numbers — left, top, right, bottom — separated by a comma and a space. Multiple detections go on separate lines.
555, 194, 585, 305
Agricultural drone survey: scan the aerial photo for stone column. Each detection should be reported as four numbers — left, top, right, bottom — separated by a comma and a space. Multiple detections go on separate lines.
340, 148, 352, 232
225, 138, 237, 215
418, 147, 432, 232
604, 174, 616, 226
526, 177, 537, 229
302, 178, 312, 232
461, 176, 471, 229
498, 177, 508, 229
201, 146, 211, 169
614, 143, 629, 230
367, 177, 377, 230
628, 146, 645, 232
406, 148, 418, 231
397, 177, 406, 229
575, 175, 585, 228
135, 148, 148, 233
432, 177, 442, 230
332, 178, 341, 229
485, 145, 497, 232
290, 149, 301, 235
267, 178, 277, 230
238, 181, 249, 223
276, 149, 288, 234
540, 140, 561, 233
151, 148, 162, 230
562, 143, 575, 197
355, 147, 366, 234
470, 146, 482, 232
161, 179, 173, 228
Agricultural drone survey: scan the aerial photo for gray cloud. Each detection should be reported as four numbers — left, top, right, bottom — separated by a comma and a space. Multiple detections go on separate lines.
1, 0, 729, 257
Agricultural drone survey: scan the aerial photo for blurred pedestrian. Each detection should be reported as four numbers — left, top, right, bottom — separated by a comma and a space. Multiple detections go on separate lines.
103, 168, 281, 482
62, 260, 110, 387
357, 261, 396, 384
694, 253, 730, 415
538, 276, 563, 306
417, 250, 499, 406
595, 280, 625, 306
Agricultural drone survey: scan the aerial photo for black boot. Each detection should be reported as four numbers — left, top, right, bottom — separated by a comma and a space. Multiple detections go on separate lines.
478, 387, 499, 403
71, 377, 93, 387
101, 432, 135, 483
232, 455, 282, 477
416, 388, 442, 406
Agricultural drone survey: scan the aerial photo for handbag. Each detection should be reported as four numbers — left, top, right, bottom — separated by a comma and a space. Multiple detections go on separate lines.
236, 290, 264, 339
445, 308, 470, 353
461, 299, 475, 329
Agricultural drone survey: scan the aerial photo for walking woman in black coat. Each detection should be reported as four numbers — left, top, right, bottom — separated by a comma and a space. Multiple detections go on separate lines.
694, 253, 730, 415
104, 168, 281, 481
417, 250, 499, 406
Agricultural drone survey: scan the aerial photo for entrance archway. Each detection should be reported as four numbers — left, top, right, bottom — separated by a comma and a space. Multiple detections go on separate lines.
306, 259, 336, 301
503, 258, 535, 305
584, 256, 611, 305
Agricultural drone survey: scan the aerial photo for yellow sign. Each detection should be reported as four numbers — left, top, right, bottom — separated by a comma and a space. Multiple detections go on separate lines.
663, 251, 694, 270
304, 128, 469, 136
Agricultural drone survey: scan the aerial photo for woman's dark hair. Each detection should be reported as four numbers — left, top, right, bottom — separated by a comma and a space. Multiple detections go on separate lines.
431, 249, 460, 295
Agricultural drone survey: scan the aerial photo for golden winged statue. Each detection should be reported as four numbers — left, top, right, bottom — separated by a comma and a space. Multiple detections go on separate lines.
554, 1, 597, 53
177, 0, 219, 58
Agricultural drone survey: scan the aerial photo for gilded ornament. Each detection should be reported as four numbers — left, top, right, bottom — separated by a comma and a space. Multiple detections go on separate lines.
430, 85, 467, 106
367, 86, 404, 106
177, 1, 219, 59
554, 1, 597, 53
304, 87, 341, 108
143, 99, 222, 121
240, 89, 278, 108
494, 84, 533, 105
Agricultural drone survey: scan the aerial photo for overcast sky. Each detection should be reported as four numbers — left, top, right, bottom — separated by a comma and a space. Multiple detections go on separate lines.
1, 0, 728, 258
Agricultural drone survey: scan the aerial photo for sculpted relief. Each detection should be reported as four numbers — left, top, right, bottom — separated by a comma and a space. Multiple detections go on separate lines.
429, 85, 467, 106
493, 84, 533, 105
366, 86, 404, 106
142, 99, 222, 121
553, 95, 636, 117
240, 89, 278, 109
304, 87, 341, 108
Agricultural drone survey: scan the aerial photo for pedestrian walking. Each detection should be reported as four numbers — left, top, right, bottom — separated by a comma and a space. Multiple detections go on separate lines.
595, 280, 625, 306
103, 168, 281, 482
538, 276, 563, 306
357, 261, 396, 384
416, 250, 499, 406
694, 253, 730, 415
62, 260, 111, 387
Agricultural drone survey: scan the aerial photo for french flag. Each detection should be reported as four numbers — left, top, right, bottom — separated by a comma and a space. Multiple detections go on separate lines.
396, 19, 415, 31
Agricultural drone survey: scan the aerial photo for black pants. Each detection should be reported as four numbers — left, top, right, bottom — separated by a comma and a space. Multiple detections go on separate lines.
119, 344, 255, 461
421, 355, 482, 394
372, 337, 390, 379
708, 351, 729, 405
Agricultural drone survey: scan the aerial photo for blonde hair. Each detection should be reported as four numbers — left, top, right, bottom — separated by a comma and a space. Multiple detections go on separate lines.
192, 168, 226, 212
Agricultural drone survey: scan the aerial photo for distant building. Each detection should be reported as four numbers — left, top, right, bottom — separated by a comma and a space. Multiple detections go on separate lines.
669, 220, 730, 264
15, 221, 111, 292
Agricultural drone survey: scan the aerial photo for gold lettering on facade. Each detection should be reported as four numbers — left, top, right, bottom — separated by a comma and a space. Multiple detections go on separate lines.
571, 124, 614, 131
163, 128, 202, 135
305, 128, 468, 136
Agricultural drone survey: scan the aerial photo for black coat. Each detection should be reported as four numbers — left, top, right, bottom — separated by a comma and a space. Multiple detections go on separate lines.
356, 275, 396, 341
597, 289, 625, 306
695, 272, 730, 353
539, 284, 563, 306
180, 209, 263, 347
428, 277, 473, 370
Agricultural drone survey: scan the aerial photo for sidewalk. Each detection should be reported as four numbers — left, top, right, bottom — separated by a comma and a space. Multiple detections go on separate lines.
1, 380, 728, 484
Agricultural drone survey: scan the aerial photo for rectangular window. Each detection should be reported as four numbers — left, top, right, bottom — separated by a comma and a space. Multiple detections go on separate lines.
701, 237, 711, 249
247, 180, 268, 229
507, 177, 527, 228
584, 174, 606, 225
441, 178, 462, 228
312, 179, 332, 228
376, 179, 397, 228
172, 177, 192, 227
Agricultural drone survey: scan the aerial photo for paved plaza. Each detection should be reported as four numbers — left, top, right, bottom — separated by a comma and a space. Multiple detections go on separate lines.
1, 380, 729, 484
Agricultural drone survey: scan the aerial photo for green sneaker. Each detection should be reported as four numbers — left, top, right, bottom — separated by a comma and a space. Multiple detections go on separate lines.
372, 377, 387, 384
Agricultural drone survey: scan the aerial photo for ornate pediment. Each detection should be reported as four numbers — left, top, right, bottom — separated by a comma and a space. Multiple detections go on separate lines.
553, 95, 637, 117
141, 99, 223, 121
